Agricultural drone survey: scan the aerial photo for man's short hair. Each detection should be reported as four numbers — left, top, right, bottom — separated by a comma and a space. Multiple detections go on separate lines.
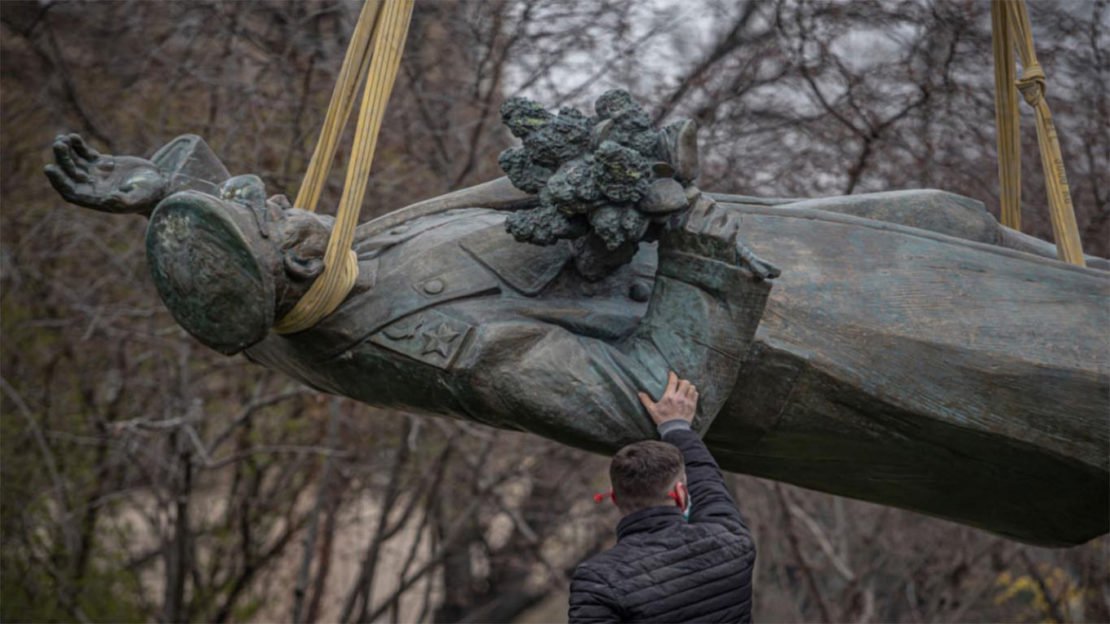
610, 440, 684, 513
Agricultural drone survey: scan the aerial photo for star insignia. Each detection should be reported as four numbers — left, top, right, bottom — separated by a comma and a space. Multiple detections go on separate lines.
420, 322, 461, 358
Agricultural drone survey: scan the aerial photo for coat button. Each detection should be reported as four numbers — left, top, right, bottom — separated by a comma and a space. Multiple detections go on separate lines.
423, 278, 445, 294
629, 282, 652, 302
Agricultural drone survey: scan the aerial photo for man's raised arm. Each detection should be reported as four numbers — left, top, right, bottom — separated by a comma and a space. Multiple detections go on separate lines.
640, 373, 751, 536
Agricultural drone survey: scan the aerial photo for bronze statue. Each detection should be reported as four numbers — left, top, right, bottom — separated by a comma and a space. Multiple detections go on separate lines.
46, 91, 1108, 547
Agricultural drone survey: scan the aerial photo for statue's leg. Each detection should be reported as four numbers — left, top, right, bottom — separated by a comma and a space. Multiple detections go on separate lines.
996, 227, 1109, 269
769, 190, 1002, 243
749, 190, 1107, 268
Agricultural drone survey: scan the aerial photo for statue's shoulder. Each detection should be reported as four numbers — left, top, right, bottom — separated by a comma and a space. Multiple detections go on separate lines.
456, 223, 573, 297
357, 176, 535, 244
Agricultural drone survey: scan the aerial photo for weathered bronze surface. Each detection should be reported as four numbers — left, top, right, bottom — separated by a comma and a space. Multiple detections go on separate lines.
45, 92, 1109, 546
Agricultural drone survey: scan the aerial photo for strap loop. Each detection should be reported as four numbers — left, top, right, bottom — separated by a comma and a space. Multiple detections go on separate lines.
990, 0, 1084, 266
1015, 64, 1045, 106
274, 0, 416, 334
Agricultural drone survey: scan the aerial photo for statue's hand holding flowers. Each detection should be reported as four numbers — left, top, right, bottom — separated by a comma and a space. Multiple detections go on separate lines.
498, 90, 778, 281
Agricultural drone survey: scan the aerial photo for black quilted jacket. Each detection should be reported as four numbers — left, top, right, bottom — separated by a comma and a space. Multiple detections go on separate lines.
569, 427, 756, 623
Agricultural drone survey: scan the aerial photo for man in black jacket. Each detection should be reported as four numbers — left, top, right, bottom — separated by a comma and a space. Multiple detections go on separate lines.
569, 372, 756, 623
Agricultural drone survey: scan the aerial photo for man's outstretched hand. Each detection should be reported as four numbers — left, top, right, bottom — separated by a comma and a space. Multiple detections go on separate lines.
45, 133, 167, 216
638, 371, 698, 426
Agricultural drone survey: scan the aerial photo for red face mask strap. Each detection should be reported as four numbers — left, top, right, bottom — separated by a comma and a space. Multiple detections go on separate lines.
668, 483, 687, 509
593, 489, 617, 505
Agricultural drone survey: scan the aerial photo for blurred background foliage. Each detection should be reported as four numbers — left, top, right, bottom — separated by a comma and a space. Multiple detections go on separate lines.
1, 0, 1107, 622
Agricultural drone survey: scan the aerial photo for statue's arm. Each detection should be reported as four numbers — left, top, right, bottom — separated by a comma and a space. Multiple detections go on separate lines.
624, 243, 772, 431
45, 133, 234, 218
463, 234, 770, 451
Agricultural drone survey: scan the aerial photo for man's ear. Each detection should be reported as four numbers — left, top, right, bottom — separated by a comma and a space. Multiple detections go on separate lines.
676, 475, 689, 509
283, 253, 324, 281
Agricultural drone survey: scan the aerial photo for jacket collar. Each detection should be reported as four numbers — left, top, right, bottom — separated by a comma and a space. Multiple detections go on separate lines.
616, 506, 684, 541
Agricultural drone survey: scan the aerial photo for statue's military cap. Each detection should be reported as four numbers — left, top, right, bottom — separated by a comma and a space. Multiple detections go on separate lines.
146, 190, 276, 355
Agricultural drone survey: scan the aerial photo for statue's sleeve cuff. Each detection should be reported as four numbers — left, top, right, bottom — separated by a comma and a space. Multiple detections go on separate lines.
657, 249, 752, 296
151, 134, 231, 195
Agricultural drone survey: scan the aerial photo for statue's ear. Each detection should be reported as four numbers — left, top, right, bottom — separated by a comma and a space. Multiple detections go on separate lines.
283, 252, 324, 281
278, 210, 330, 281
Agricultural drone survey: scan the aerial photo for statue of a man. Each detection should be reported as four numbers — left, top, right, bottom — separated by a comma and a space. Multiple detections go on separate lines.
45, 127, 774, 446
45, 91, 1108, 547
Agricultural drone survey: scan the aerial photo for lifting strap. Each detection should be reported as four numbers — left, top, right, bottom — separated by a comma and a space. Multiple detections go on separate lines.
990, 0, 1085, 266
274, 0, 415, 334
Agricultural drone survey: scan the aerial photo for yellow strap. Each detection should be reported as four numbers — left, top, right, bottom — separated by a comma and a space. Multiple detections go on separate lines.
294, 0, 383, 214
991, 0, 1085, 266
274, 0, 415, 334
991, 1, 1021, 230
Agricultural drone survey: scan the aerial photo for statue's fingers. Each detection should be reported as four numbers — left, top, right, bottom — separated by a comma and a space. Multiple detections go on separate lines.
53, 139, 89, 182
45, 165, 97, 206
67, 133, 100, 161
728, 217, 742, 238
749, 254, 780, 281
729, 229, 744, 260
45, 164, 73, 194
45, 165, 87, 200
748, 262, 767, 281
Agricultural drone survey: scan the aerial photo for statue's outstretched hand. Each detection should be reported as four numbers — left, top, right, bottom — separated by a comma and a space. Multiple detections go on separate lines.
45, 134, 167, 215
